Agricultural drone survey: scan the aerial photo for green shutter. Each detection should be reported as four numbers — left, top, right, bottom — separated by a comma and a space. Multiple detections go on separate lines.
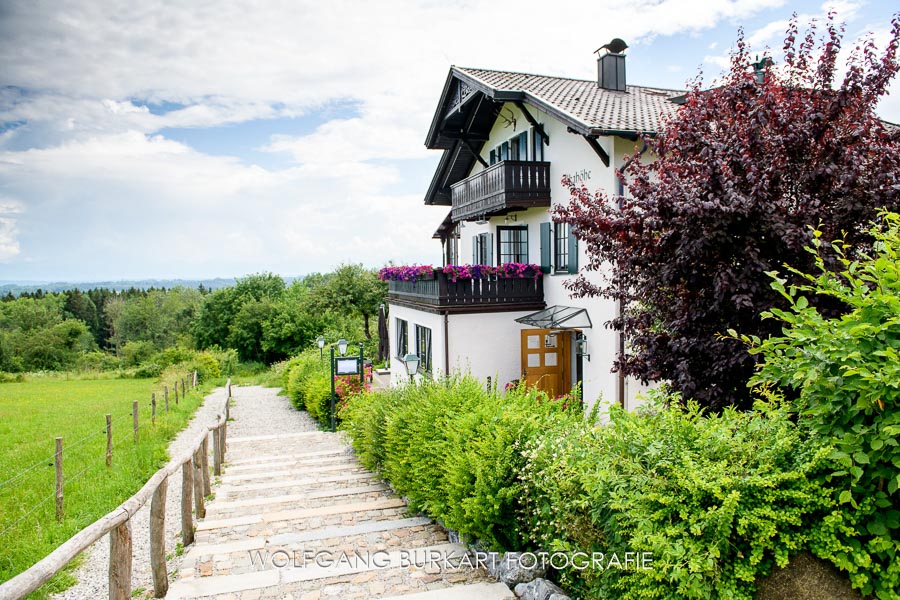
472, 236, 478, 263
567, 229, 579, 274
540, 222, 551, 273
487, 233, 494, 266
518, 132, 528, 161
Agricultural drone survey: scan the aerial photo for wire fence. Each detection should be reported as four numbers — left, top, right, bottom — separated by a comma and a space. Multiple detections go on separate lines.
0, 371, 201, 541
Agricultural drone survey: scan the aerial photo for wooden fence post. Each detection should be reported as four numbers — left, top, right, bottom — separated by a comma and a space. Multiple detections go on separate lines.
200, 436, 211, 497
55, 437, 63, 522
193, 370, 198, 388
109, 519, 132, 600
164, 386, 169, 414
150, 476, 168, 598
181, 460, 194, 546
133, 401, 139, 443
151, 393, 156, 426
174, 382, 179, 405
213, 425, 222, 476
192, 451, 205, 518
106, 414, 112, 468
181, 378, 186, 398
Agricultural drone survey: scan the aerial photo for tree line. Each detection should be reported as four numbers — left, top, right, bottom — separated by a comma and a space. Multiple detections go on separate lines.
0, 265, 386, 374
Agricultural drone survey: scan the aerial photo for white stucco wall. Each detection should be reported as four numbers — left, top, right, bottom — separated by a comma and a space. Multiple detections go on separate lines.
451, 102, 651, 413
387, 304, 446, 386
445, 310, 537, 388
389, 100, 658, 414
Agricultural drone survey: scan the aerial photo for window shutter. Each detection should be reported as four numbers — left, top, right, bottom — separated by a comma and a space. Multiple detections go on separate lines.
518, 132, 528, 161
487, 233, 494, 266
540, 222, 551, 273
567, 229, 579, 274
472, 236, 478, 263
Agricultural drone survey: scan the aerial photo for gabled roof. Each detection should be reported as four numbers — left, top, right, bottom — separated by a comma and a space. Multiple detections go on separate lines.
449, 67, 683, 137
423, 66, 684, 206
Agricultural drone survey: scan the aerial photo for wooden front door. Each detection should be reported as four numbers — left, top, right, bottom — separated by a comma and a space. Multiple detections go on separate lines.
520, 329, 570, 398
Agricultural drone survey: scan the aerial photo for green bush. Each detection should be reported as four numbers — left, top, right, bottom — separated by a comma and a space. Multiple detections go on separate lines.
341, 376, 849, 598
121, 340, 156, 367
282, 349, 333, 427
77, 351, 122, 372
520, 390, 836, 599
342, 375, 582, 549
741, 212, 900, 598
151, 346, 195, 369
302, 372, 332, 425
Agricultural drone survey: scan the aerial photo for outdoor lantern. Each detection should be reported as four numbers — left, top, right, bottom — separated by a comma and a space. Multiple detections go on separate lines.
403, 353, 420, 377
575, 336, 590, 361
317, 336, 325, 350
337, 338, 349, 356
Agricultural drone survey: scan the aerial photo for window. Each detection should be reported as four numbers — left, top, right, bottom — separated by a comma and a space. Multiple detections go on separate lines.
396, 319, 408, 358
532, 127, 544, 161
510, 131, 527, 161
445, 225, 460, 265
497, 226, 528, 264
554, 222, 569, 272
541, 221, 577, 274
415, 325, 432, 374
473, 232, 492, 265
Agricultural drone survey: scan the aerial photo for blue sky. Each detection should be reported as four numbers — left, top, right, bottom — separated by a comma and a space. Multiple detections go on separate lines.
0, 0, 898, 282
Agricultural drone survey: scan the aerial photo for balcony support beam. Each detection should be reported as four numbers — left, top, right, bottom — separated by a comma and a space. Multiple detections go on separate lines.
515, 102, 549, 146
462, 138, 489, 168
573, 130, 610, 167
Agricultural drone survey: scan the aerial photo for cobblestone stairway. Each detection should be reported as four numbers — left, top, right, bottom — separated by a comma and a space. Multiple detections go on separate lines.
168, 388, 513, 600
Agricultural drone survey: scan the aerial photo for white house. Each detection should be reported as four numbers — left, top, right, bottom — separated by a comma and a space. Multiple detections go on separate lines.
387, 43, 683, 412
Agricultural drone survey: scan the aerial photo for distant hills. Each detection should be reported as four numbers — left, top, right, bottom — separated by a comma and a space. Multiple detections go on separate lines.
0, 278, 243, 296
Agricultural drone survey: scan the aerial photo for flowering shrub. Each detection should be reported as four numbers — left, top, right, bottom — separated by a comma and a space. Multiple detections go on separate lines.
334, 366, 372, 398
377, 265, 434, 282
442, 263, 542, 282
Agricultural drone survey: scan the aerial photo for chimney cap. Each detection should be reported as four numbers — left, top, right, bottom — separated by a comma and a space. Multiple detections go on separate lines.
595, 38, 628, 55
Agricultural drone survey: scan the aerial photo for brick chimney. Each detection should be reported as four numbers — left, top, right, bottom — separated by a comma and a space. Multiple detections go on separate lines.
596, 38, 628, 92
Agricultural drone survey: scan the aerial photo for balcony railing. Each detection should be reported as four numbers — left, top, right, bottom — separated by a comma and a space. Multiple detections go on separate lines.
388, 270, 545, 314
450, 160, 551, 222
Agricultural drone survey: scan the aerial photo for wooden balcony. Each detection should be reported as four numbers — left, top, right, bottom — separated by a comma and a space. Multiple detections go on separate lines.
387, 270, 545, 315
450, 161, 551, 222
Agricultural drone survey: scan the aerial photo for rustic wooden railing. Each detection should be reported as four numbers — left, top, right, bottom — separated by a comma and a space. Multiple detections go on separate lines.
450, 160, 551, 221
388, 270, 545, 313
0, 380, 233, 600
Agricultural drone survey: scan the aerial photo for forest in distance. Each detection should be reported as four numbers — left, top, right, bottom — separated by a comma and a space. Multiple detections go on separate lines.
0, 265, 386, 376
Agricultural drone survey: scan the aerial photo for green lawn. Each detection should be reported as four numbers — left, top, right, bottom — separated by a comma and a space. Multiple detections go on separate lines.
0, 375, 206, 596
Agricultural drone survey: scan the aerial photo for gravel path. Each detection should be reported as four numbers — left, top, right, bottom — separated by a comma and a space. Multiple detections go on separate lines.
224, 385, 318, 438
52, 386, 229, 600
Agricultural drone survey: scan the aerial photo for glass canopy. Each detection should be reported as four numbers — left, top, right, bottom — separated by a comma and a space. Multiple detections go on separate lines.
515, 305, 593, 329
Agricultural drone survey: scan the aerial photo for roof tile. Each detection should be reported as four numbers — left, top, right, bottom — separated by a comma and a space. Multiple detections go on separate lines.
456, 67, 683, 133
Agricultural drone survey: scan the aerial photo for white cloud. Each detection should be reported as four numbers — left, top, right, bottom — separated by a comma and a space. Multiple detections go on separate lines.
0, 131, 441, 278
4, 0, 873, 279
0, 198, 24, 262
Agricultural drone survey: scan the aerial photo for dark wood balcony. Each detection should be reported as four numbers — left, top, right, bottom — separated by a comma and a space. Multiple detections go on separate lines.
450, 161, 551, 222
388, 270, 545, 314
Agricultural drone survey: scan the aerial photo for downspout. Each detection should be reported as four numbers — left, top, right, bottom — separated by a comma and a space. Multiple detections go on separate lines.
616, 139, 649, 410
443, 311, 450, 376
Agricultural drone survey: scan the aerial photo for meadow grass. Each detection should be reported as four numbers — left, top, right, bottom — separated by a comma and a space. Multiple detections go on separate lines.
0, 374, 207, 597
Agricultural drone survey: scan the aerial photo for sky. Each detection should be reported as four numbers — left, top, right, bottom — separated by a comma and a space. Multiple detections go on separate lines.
0, 0, 898, 282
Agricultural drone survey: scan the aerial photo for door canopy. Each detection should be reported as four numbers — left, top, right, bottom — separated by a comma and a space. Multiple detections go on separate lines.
515, 305, 592, 329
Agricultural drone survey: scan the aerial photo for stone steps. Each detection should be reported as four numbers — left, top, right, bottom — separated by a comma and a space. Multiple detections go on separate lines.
170, 393, 504, 599
170, 543, 502, 599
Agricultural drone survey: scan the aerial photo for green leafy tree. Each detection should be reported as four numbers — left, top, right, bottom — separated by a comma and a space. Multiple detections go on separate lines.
313, 264, 386, 339
227, 298, 279, 363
